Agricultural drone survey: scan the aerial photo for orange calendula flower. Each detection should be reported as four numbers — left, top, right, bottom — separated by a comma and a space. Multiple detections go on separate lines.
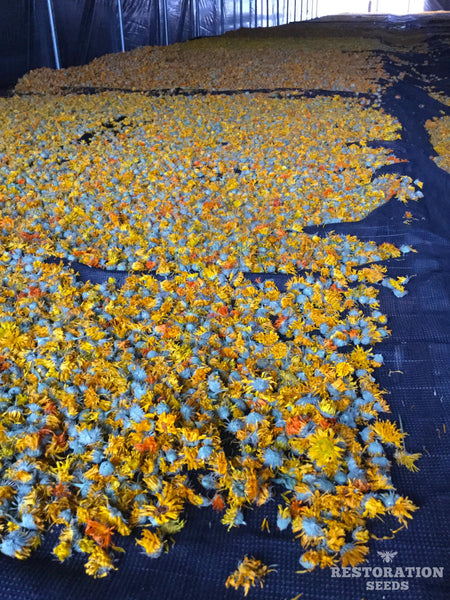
85, 519, 115, 549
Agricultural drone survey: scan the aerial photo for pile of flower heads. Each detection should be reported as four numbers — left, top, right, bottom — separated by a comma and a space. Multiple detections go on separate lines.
427, 90, 450, 107
0, 93, 420, 273
426, 113, 450, 174
0, 232, 417, 576
15, 32, 386, 95
0, 73, 422, 579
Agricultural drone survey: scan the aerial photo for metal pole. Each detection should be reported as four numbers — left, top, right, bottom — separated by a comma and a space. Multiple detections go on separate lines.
162, 0, 169, 43
266, 0, 269, 26
221, 0, 225, 33
255, 0, 258, 27
117, 0, 126, 52
46, 0, 60, 69
240, 0, 243, 29
154, 0, 161, 46
196, 0, 201, 37
276, 0, 279, 25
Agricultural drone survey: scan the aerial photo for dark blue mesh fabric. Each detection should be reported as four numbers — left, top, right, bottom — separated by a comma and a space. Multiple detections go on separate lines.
0, 20, 449, 600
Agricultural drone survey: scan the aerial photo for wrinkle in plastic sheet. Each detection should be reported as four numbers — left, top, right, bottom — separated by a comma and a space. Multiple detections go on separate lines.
424, 0, 450, 10
2, 1, 448, 87
31, 0, 123, 71
0, 1, 31, 87
121, 0, 155, 48
168, 0, 318, 40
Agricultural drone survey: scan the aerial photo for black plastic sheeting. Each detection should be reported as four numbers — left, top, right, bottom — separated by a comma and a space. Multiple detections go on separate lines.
0, 0, 319, 88
2, 1, 450, 88
0, 21, 449, 600
425, 0, 450, 10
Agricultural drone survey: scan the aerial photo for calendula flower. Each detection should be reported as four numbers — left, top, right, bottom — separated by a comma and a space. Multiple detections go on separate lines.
307, 428, 344, 472
394, 449, 421, 472
136, 529, 163, 557
85, 519, 115, 549
371, 421, 405, 447
84, 545, 116, 578
340, 543, 370, 567
277, 505, 292, 531
225, 556, 274, 596
298, 517, 325, 542
388, 496, 418, 526
362, 496, 386, 519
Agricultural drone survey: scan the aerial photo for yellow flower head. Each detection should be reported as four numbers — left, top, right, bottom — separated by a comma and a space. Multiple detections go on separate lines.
225, 556, 274, 596
307, 428, 344, 470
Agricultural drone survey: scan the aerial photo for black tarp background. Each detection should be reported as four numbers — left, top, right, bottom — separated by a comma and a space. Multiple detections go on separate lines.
0, 1, 32, 88
425, 1, 450, 10
2, 1, 449, 89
